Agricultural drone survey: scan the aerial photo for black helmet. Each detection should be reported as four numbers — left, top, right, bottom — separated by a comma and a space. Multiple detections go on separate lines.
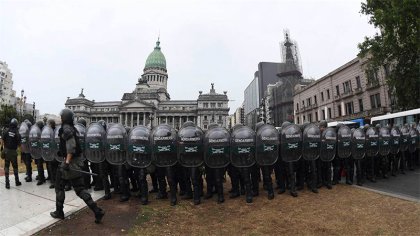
36, 120, 44, 130
181, 121, 195, 129
47, 119, 56, 129
207, 123, 219, 130
60, 108, 74, 125
255, 121, 264, 131
319, 120, 327, 129
77, 118, 87, 127
281, 121, 291, 129
10, 118, 18, 128
97, 120, 106, 131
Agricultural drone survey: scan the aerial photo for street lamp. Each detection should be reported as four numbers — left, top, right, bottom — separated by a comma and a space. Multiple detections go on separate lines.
149, 113, 155, 129
20, 89, 25, 120
33, 102, 36, 120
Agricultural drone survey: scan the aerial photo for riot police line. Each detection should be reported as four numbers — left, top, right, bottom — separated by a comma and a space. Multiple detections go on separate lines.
20, 117, 420, 206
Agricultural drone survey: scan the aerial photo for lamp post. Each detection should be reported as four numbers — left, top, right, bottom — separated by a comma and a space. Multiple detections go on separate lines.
33, 102, 36, 121
20, 89, 25, 120
149, 113, 155, 129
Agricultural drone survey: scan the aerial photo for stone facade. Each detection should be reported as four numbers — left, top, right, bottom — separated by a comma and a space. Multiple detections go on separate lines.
0, 61, 16, 106
65, 40, 230, 130
293, 56, 393, 124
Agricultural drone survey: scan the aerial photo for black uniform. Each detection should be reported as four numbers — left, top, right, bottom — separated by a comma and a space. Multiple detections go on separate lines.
2, 120, 22, 189
50, 109, 104, 223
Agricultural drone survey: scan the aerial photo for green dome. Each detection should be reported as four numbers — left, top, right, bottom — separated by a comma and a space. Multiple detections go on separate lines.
144, 40, 166, 70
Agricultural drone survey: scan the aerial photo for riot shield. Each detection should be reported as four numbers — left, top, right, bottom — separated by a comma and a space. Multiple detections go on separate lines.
204, 127, 231, 168
85, 123, 106, 163
408, 127, 418, 153
280, 124, 302, 162
302, 123, 321, 161
230, 125, 256, 168
378, 127, 391, 156
105, 123, 127, 165
178, 124, 204, 168
366, 127, 379, 157
390, 127, 401, 155
351, 128, 366, 160
75, 123, 86, 162
320, 127, 336, 162
54, 125, 62, 162
40, 126, 55, 161
28, 125, 42, 160
255, 124, 279, 166
19, 122, 30, 153
337, 125, 352, 159
151, 124, 178, 167
417, 125, 420, 150
127, 125, 152, 168
400, 125, 410, 152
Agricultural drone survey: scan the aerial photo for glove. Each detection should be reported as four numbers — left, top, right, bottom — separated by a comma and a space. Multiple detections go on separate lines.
61, 162, 70, 171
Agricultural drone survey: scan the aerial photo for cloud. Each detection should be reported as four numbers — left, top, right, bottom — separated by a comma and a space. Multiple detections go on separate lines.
0, 0, 377, 115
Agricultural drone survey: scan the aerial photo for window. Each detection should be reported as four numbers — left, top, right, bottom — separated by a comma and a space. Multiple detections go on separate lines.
322, 110, 325, 120
321, 92, 324, 101
297, 117, 300, 124
359, 99, 364, 112
296, 103, 299, 111
343, 80, 352, 94
203, 103, 208, 108
302, 100, 305, 107
308, 113, 312, 122
219, 115, 222, 121
367, 69, 379, 85
327, 89, 330, 99
314, 95, 317, 104
315, 111, 318, 121
211, 115, 215, 121
345, 101, 354, 115
336, 85, 340, 96
204, 124, 208, 129
356, 76, 361, 88
306, 98, 311, 106
303, 115, 306, 121
210, 103, 216, 108
370, 93, 381, 108
218, 103, 222, 107
328, 108, 332, 119
338, 105, 342, 117
204, 116, 207, 121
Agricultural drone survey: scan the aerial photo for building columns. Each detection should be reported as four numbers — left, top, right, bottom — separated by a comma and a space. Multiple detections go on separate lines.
143, 113, 146, 126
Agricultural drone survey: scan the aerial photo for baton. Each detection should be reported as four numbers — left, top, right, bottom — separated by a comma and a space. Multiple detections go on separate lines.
69, 167, 98, 176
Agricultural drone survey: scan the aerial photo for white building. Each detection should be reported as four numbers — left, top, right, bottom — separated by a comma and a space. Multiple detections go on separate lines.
0, 61, 16, 106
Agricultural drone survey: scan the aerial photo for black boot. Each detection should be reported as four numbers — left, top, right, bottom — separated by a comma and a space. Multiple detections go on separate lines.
50, 205, 65, 219
5, 176, 10, 189
50, 210, 64, 219
15, 175, 22, 186
94, 207, 105, 224
267, 186, 274, 200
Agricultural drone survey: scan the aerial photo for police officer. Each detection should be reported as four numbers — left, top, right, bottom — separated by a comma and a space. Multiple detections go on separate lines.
50, 108, 104, 223
47, 119, 59, 189
35, 120, 47, 185
1, 118, 22, 189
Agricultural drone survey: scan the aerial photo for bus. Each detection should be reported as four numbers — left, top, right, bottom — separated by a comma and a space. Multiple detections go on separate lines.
370, 108, 420, 127
327, 121, 360, 129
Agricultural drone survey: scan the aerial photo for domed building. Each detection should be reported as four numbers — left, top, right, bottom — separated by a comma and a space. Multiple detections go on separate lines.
65, 39, 230, 130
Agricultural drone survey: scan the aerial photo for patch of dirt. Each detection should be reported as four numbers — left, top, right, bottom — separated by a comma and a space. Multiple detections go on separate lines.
37, 195, 141, 235
36, 179, 420, 236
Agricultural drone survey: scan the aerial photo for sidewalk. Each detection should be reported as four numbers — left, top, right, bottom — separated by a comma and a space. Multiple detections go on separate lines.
0, 171, 104, 236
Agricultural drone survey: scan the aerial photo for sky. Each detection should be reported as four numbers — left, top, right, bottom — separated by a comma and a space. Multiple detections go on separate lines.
0, 0, 378, 115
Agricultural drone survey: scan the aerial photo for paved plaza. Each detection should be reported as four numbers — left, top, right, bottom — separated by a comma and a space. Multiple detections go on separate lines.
0, 171, 104, 236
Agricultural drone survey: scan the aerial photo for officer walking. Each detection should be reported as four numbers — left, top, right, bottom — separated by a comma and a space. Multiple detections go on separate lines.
1, 118, 22, 189
50, 109, 104, 223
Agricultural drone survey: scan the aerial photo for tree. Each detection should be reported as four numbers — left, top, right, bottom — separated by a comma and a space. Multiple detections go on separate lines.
0, 104, 19, 129
358, 0, 420, 110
